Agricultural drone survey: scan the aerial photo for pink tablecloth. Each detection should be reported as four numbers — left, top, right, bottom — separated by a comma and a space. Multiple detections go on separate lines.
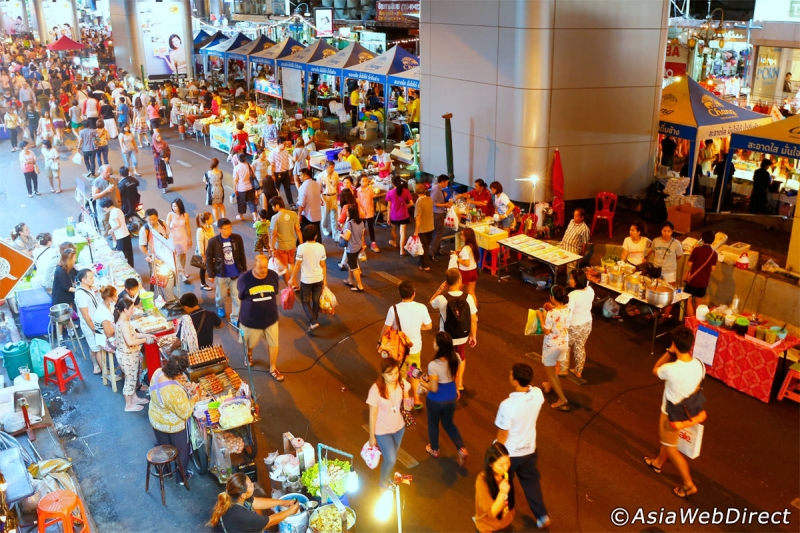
685, 316, 799, 403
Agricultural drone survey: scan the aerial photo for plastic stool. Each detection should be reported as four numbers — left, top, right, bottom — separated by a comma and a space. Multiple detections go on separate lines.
480, 248, 500, 277
145, 445, 190, 505
43, 347, 84, 393
37, 489, 90, 533
777, 362, 800, 403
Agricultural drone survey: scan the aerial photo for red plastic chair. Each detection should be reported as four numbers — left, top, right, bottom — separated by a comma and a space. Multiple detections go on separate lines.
591, 192, 618, 238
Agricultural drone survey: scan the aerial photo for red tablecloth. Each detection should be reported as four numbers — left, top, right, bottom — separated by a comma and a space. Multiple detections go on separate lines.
685, 316, 799, 403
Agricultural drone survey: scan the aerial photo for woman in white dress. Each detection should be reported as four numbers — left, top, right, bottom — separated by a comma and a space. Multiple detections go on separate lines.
166, 198, 192, 284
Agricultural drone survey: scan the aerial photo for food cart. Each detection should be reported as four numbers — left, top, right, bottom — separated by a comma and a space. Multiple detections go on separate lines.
181, 345, 260, 483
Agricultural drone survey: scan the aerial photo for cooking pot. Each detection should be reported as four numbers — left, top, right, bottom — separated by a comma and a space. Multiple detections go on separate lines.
624, 274, 643, 294
645, 280, 675, 308
608, 266, 625, 287
49, 304, 72, 322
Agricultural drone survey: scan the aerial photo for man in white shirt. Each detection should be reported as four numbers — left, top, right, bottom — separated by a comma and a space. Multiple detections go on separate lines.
379, 280, 432, 407
100, 198, 133, 267
643, 327, 703, 499
269, 137, 293, 206
430, 268, 477, 390
315, 160, 339, 237
495, 363, 551, 529
296, 168, 322, 233
291, 225, 327, 332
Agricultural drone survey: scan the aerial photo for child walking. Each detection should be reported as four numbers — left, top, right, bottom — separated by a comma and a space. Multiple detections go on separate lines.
253, 209, 271, 255
537, 285, 571, 411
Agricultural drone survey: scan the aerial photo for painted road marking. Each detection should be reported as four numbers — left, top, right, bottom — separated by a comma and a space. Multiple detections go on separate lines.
362, 424, 418, 469
376, 271, 403, 285
174, 159, 192, 167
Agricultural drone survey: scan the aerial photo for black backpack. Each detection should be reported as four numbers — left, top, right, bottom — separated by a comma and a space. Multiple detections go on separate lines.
443, 293, 471, 339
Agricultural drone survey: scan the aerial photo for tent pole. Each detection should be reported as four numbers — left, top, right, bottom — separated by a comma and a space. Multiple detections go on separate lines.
687, 140, 697, 196
716, 152, 734, 213
383, 82, 388, 150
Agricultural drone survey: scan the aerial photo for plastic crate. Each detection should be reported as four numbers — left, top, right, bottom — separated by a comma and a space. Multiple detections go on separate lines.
0, 124, 9, 140
16, 289, 52, 338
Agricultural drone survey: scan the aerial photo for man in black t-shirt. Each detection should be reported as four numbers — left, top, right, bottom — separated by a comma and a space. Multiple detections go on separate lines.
237, 255, 283, 380
179, 293, 222, 348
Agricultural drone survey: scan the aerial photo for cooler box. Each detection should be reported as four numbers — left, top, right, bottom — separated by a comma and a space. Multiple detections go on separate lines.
325, 148, 343, 161
16, 289, 53, 338
2, 342, 32, 381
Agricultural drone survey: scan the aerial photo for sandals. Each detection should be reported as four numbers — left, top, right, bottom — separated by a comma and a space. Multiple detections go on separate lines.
351, 286, 364, 292
413, 403, 423, 410
124, 404, 144, 412
457, 448, 469, 468
550, 401, 571, 412
569, 369, 583, 380
673, 485, 698, 499
643, 456, 662, 474
343, 280, 354, 288
425, 444, 440, 459
270, 369, 285, 382
134, 398, 150, 406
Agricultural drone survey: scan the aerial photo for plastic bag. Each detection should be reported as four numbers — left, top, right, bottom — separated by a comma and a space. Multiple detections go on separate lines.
280, 287, 295, 310
448, 254, 459, 270
72, 152, 82, 165
358, 249, 367, 262
268, 256, 287, 276
602, 298, 620, 318
360, 441, 381, 470
404, 236, 424, 256
444, 206, 459, 230
524, 309, 544, 335
319, 286, 338, 315
29, 338, 52, 378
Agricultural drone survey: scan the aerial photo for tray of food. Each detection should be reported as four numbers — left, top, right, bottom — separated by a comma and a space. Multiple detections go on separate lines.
196, 368, 243, 399
132, 315, 169, 334
188, 345, 227, 368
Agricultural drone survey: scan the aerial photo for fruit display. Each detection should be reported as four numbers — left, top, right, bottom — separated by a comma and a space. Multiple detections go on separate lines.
188, 345, 226, 367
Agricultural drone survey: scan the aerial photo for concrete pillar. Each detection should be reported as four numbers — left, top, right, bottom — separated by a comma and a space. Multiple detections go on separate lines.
787, 207, 800, 273
420, 0, 670, 203
108, 0, 142, 78
31, 0, 47, 44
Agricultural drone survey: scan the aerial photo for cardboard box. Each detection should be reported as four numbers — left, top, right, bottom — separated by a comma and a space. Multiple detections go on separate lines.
358, 120, 378, 131
306, 117, 321, 130
359, 128, 378, 141
668, 204, 705, 234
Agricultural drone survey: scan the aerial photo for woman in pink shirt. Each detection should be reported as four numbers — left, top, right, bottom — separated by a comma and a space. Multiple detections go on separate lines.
146, 101, 160, 131
367, 358, 411, 488
358, 175, 379, 252
18, 141, 40, 197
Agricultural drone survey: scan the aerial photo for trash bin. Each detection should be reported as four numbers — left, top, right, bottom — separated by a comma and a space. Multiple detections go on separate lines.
16, 288, 52, 337
2, 341, 32, 381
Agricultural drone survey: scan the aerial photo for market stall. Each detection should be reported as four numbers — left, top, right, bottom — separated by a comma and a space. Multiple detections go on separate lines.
250, 37, 306, 104
276, 39, 338, 107
657, 76, 771, 193
207, 108, 283, 154
717, 115, 800, 213
226, 35, 277, 91
201, 32, 252, 87
685, 315, 798, 403
387, 66, 420, 140
307, 42, 377, 114
342, 45, 420, 145
195, 31, 231, 83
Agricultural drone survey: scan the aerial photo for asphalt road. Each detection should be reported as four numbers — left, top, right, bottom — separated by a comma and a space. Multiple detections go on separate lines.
2, 128, 797, 533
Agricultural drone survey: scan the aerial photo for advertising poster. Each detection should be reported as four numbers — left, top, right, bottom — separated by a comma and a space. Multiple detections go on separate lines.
1, 2, 28, 36
315, 8, 333, 38
753, 46, 781, 101
138, 2, 188, 79
42, 1, 75, 44
254, 78, 282, 99
375, 1, 420, 22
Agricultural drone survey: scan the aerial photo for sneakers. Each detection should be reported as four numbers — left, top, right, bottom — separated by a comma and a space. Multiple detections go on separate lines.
216, 308, 225, 318
308, 322, 320, 333
370, 243, 380, 253
201, 284, 212, 291
178, 469, 194, 486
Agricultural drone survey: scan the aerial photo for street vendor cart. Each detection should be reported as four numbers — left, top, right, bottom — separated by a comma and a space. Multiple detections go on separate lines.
180, 345, 260, 483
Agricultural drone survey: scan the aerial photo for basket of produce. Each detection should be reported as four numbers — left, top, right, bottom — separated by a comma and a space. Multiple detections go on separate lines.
301, 459, 351, 498
706, 311, 724, 327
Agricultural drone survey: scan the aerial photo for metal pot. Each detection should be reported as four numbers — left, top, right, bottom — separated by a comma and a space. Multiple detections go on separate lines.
624, 274, 642, 294
608, 266, 624, 287
49, 304, 72, 322
645, 280, 675, 308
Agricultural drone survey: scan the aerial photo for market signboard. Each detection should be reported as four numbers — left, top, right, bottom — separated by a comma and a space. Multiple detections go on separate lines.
138, 3, 189, 79
752, 46, 781, 101
664, 44, 688, 78
376, 1, 420, 22
0, 241, 34, 301
254, 79, 283, 99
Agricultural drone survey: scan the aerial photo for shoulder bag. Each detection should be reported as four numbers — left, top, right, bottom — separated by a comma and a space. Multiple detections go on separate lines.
248, 164, 261, 192
398, 379, 416, 428
378, 305, 410, 363
646, 238, 674, 279
666, 359, 707, 429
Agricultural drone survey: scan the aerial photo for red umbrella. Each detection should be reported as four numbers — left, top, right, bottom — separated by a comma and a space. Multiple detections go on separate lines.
47, 37, 86, 51
552, 148, 565, 227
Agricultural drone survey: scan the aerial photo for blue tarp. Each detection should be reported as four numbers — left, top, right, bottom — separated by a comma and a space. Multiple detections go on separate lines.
307, 42, 376, 78
342, 45, 420, 84
249, 37, 305, 67
195, 31, 227, 53
226, 35, 276, 62
277, 39, 338, 71
201, 32, 252, 59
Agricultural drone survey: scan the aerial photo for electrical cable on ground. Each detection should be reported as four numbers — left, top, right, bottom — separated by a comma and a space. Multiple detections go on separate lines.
572, 381, 662, 532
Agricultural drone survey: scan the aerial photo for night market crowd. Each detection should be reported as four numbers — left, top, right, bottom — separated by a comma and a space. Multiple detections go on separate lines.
0, 32, 709, 533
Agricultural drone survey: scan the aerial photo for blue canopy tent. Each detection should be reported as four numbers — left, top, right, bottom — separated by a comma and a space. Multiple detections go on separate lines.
388, 66, 420, 89
716, 114, 800, 212
307, 41, 376, 79
201, 33, 252, 82
343, 45, 420, 145
195, 31, 227, 53
276, 39, 338, 105
193, 30, 211, 46
658, 77, 770, 194
227, 35, 277, 92
250, 38, 305, 105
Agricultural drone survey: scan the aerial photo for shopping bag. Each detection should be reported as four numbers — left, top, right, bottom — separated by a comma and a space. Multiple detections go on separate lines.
280, 287, 295, 311
524, 309, 544, 335
72, 152, 82, 165
360, 441, 381, 470
444, 206, 459, 230
358, 249, 367, 262
447, 254, 459, 270
404, 236, 424, 256
319, 286, 338, 315
677, 423, 704, 459
268, 256, 287, 276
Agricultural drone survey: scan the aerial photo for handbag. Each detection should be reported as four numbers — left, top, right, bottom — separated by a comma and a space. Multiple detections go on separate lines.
164, 162, 174, 184
398, 380, 416, 428
190, 254, 205, 269
378, 305, 410, 362
666, 360, 707, 430
248, 164, 261, 191
647, 238, 675, 279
